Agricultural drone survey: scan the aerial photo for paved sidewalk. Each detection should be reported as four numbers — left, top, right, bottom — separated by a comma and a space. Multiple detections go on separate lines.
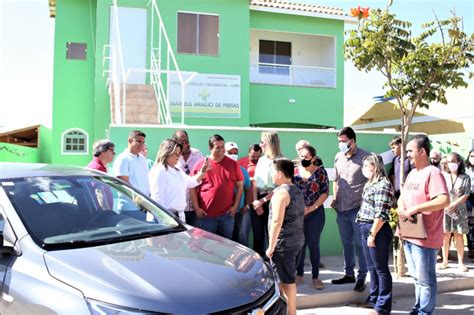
296, 252, 474, 310
298, 289, 474, 314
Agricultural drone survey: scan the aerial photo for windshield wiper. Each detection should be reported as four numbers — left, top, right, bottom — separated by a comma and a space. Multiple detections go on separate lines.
42, 226, 186, 250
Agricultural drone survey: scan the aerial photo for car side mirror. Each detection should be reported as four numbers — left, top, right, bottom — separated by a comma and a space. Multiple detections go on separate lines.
0, 233, 16, 256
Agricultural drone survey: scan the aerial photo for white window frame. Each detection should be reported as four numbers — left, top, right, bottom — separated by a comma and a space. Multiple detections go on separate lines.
61, 128, 89, 155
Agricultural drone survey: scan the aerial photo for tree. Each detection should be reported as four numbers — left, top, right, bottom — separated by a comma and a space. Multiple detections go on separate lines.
345, 3, 474, 187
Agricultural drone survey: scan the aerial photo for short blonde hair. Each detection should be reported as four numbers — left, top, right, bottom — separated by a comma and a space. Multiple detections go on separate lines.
155, 139, 182, 169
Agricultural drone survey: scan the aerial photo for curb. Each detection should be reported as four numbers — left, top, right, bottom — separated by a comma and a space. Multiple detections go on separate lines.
297, 275, 474, 309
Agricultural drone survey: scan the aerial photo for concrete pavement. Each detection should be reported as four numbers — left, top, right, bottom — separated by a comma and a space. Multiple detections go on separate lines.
296, 251, 474, 310
298, 289, 474, 314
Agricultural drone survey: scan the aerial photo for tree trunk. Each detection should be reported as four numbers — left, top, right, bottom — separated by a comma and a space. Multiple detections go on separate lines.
394, 109, 411, 278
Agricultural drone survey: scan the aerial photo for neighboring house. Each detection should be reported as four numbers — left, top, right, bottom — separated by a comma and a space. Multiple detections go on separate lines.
46, 0, 356, 166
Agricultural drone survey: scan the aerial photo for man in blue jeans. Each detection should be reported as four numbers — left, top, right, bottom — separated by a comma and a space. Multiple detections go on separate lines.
397, 134, 449, 314
331, 127, 369, 292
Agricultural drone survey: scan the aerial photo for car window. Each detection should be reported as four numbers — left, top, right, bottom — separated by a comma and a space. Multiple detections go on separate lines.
1, 176, 183, 250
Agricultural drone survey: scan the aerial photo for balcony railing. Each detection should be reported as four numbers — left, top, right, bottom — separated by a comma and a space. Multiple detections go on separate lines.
250, 63, 336, 88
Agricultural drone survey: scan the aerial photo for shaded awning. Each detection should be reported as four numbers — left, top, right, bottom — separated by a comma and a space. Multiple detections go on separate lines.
351, 101, 466, 135
0, 125, 40, 148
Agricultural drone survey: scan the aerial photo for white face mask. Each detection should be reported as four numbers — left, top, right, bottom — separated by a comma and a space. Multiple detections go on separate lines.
226, 154, 238, 161
447, 162, 459, 173
469, 157, 474, 166
338, 141, 351, 154
362, 168, 374, 179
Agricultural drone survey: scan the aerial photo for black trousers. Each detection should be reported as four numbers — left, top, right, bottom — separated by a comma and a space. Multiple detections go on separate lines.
250, 195, 269, 258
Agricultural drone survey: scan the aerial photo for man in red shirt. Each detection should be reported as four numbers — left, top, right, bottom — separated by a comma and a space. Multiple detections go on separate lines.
397, 134, 449, 314
238, 143, 262, 179
191, 134, 244, 239
86, 139, 115, 173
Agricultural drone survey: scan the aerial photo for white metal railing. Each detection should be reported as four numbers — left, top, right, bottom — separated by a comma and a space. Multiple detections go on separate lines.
150, 0, 196, 125
102, 0, 195, 125
250, 63, 336, 88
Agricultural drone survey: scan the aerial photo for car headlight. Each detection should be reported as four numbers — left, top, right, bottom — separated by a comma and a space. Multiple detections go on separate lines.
86, 298, 162, 315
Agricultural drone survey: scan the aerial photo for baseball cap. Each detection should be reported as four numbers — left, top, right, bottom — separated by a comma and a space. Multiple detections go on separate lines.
225, 141, 239, 152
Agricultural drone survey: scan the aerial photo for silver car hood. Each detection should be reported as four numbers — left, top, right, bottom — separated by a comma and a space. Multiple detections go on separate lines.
43, 228, 274, 314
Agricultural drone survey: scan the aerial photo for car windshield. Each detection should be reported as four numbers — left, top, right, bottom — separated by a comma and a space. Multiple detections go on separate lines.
2, 175, 183, 250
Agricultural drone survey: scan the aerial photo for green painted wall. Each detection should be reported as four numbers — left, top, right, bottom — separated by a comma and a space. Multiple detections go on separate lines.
249, 11, 344, 128
39, 125, 52, 163
109, 125, 396, 255
52, 0, 97, 166
0, 143, 40, 163
155, 0, 250, 127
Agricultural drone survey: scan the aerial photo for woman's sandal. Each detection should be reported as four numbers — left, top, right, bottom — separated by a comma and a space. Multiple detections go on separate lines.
439, 263, 449, 270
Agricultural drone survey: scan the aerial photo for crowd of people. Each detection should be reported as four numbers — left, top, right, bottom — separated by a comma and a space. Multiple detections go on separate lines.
86, 128, 473, 315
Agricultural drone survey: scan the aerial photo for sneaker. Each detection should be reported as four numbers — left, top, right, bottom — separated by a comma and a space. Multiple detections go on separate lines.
312, 278, 325, 290
354, 279, 366, 292
459, 264, 468, 272
295, 275, 304, 284
331, 275, 355, 284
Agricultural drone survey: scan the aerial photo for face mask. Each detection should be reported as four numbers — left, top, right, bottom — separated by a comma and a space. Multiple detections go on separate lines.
469, 157, 474, 166
301, 159, 312, 168
227, 154, 238, 161
338, 141, 351, 154
447, 162, 459, 173
362, 168, 374, 179
431, 160, 440, 167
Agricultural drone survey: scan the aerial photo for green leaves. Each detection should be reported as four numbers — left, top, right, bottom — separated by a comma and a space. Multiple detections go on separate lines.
344, 5, 473, 134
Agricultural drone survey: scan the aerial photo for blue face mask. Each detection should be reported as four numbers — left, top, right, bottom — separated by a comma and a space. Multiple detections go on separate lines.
338, 141, 351, 153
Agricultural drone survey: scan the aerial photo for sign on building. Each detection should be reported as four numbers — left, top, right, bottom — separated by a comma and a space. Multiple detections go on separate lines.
168, 72, 241, 119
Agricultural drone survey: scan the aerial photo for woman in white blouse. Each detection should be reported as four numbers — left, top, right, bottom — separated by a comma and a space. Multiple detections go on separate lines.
149, 139, 208, 222
251, 131, 283, 258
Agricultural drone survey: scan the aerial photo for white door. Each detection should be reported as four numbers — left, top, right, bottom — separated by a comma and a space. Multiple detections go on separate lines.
109, 7, 147, 84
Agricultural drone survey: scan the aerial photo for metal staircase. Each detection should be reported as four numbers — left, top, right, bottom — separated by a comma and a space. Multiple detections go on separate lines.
103, 0, 196, 126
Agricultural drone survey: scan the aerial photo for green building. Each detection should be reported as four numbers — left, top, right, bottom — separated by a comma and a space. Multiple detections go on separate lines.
45, 0, 358, 166
1, 0, 400, 255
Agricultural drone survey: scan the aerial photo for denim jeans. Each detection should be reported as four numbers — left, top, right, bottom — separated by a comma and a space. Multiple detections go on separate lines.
336, 207, 367, 280
232, 211, 252, 247
185, 211, 200, 227
404, 241, 438, 315
359, 222, 393, 314
297, 206, 325, 279
200, 213, 234, 239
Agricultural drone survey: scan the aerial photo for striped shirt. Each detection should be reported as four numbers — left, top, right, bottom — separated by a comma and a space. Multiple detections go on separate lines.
356, 177, 394, 223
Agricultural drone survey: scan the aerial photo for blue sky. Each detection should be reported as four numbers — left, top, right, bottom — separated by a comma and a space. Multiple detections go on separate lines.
0, 0, 472, 129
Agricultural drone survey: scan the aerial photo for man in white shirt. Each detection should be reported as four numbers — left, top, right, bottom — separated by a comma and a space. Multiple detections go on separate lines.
172, 129, 203, 226
113, 130, 150, 196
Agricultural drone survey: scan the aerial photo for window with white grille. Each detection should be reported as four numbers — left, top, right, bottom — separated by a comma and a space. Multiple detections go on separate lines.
62, 129, 88, 155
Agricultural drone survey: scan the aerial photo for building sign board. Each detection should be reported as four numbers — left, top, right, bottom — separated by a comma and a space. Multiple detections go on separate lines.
168, 72, 241, 118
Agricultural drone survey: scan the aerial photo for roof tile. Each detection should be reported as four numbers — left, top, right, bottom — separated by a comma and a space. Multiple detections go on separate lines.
249, 0, 348, 17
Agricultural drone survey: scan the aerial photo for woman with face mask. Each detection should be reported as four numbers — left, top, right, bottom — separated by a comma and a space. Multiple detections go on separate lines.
440, 152, 471, 272
465, 149, 474, 259
355, 154, 394, 315
293, 145, 329, 290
